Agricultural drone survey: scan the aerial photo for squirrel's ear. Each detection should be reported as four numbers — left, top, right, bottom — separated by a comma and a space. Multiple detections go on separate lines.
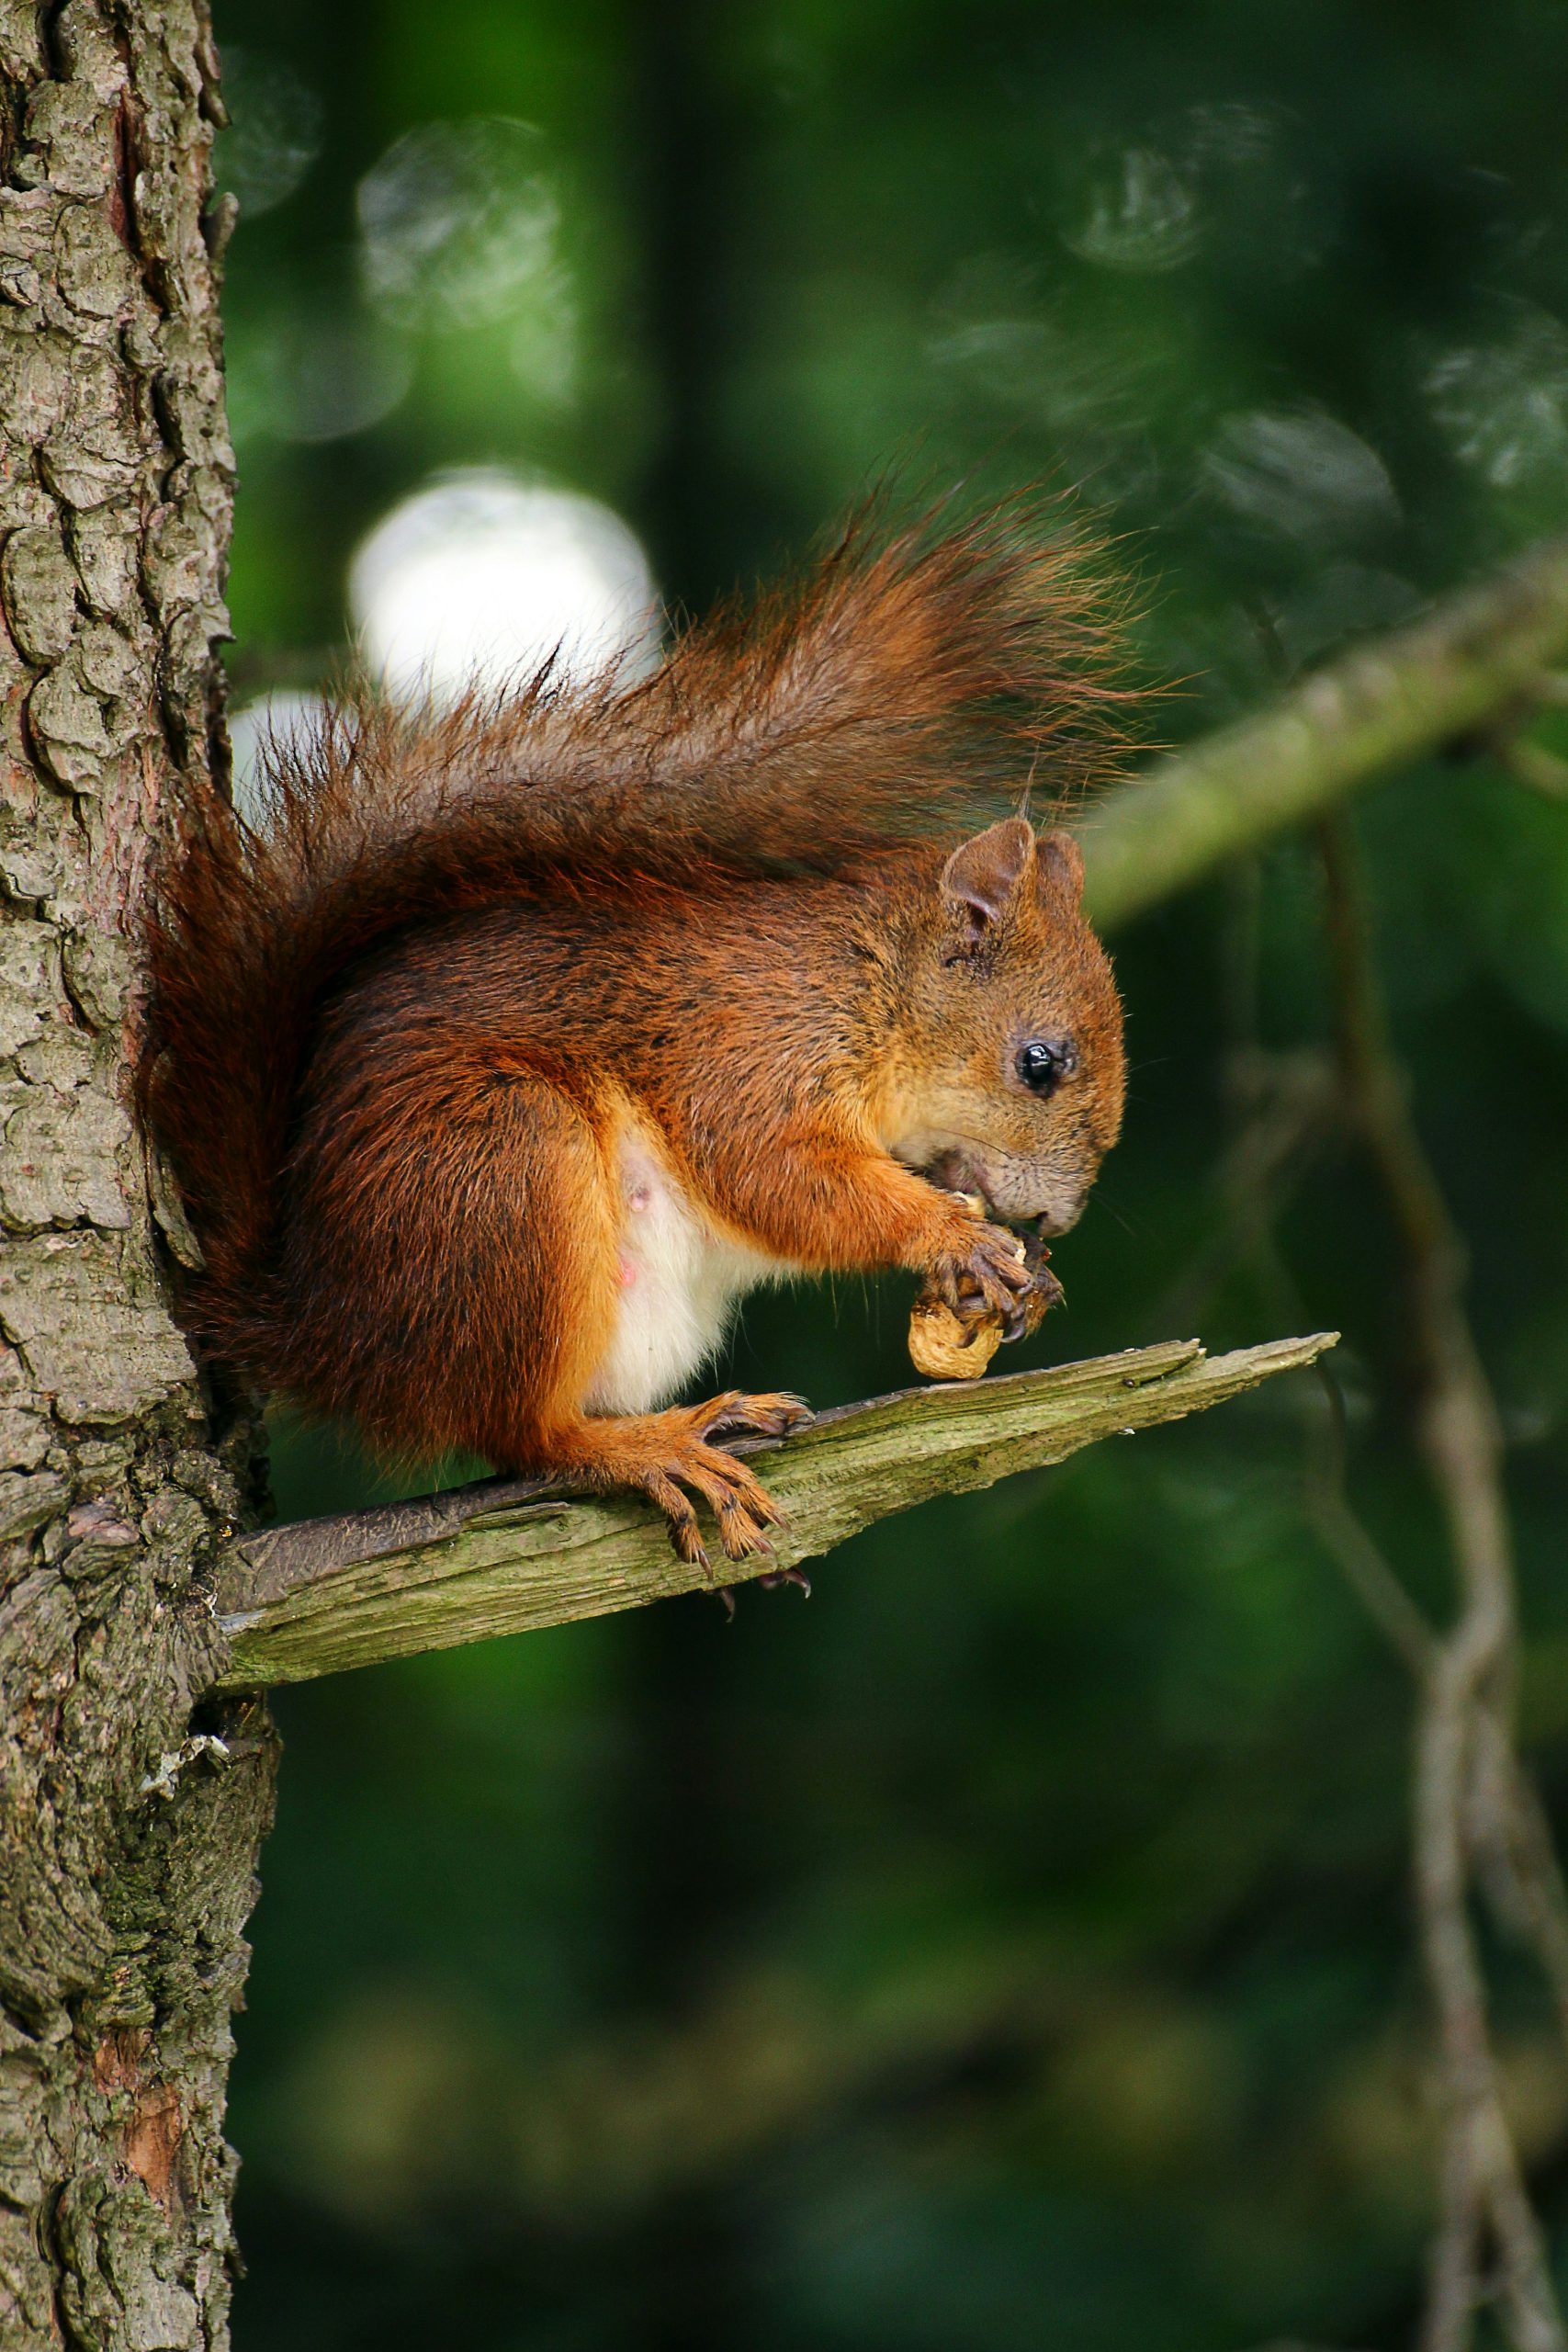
941, 818, 1037, 950
1038, 829, 1085, 903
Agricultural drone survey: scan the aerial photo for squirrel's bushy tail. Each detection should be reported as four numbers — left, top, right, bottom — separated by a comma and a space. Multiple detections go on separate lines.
140, 501, 1137, 1373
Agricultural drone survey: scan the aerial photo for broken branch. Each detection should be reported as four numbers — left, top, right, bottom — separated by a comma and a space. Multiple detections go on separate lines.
209, 1332, 1335, 1690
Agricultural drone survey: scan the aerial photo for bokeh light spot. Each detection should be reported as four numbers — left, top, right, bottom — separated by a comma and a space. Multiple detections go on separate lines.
215, 48, 323, 220
357, 118, 562, 331
348, 471, 660, 705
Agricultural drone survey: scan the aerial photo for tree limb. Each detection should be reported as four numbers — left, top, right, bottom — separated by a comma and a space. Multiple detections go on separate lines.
209, 1332, 1335, 1690
1077, 535, 1568, 932
1318, 822, 1567, 2352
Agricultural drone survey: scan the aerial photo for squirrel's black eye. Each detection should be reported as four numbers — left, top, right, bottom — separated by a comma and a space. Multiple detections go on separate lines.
1017, 1039, 1069, 1097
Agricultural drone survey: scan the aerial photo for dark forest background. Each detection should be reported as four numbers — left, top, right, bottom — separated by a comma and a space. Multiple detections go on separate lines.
209, 4, 1568, 2346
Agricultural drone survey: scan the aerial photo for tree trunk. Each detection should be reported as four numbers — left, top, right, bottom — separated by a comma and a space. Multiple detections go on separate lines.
0, 9, 276, 2347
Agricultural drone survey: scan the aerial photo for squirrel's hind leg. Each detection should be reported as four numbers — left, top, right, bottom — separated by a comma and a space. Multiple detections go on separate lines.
430, 1078, 813, 1562
285, 1048, 626, 1469
541, 1392, 813, 1570
285, 1042, 811, 1562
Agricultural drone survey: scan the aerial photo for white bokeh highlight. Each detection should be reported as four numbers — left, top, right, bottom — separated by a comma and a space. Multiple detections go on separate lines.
348, 471, 661, 706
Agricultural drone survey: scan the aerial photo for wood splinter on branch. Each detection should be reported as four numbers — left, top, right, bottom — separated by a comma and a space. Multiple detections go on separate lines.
209, 1331, 1337, 1691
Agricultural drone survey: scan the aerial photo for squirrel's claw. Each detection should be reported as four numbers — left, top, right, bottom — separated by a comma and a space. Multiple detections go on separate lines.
758, 1564, 812, 1598
703, 1390, 814, 1442
645, 1475, 711, 1570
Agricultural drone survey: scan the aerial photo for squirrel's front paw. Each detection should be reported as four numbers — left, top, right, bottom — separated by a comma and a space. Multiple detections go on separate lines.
912, 1215, 1064, 1378
926, 1204, 1034, 1326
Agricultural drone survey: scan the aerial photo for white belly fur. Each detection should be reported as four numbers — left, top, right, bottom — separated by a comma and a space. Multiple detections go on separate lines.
583, 1126, 788, 1415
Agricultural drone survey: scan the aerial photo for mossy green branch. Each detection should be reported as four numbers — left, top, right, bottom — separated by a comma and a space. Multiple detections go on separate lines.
209, 1332, 1335, 1689
1077, 535, 1568, 932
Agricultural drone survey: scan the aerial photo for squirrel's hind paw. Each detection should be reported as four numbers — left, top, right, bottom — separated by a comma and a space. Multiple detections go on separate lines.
630, 1400, 795, 1567
555, 1394, 807, 1575
642, 1442, 783, 1568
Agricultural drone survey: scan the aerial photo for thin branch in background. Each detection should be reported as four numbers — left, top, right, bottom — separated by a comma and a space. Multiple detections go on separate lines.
1317, 820, 1567, 2352
1468, 1712, 1568, 2052
1222, 828, 1568, 2060
1301, 1363, 1438, 1681
1159, 865, 1437, 1678
1177, 834, 1568, 2351
1149, 865, 1337, 1340
1150, 1047, 1335, 1340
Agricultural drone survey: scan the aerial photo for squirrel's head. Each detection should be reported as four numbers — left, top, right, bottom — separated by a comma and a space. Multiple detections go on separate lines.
877, 817, 1125, 1236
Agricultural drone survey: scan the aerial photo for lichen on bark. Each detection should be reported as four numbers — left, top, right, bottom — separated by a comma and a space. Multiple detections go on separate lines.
0, 9, 276, 2348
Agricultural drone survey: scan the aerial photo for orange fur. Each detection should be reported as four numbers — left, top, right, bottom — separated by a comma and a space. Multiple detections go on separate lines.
139, 504, 1137, 1564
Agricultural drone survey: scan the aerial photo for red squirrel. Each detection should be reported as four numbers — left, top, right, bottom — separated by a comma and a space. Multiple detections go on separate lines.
141, 509, 1132, 1568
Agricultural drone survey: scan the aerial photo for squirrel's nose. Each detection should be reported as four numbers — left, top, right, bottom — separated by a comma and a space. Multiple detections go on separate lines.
1034, 1178, 1091, 1238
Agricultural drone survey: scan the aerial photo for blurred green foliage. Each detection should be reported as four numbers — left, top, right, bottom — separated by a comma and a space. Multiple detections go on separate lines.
211, 2, 1568, 2345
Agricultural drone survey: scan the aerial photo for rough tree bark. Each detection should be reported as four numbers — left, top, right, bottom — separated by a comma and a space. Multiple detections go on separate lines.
0, 10, 276, 2349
